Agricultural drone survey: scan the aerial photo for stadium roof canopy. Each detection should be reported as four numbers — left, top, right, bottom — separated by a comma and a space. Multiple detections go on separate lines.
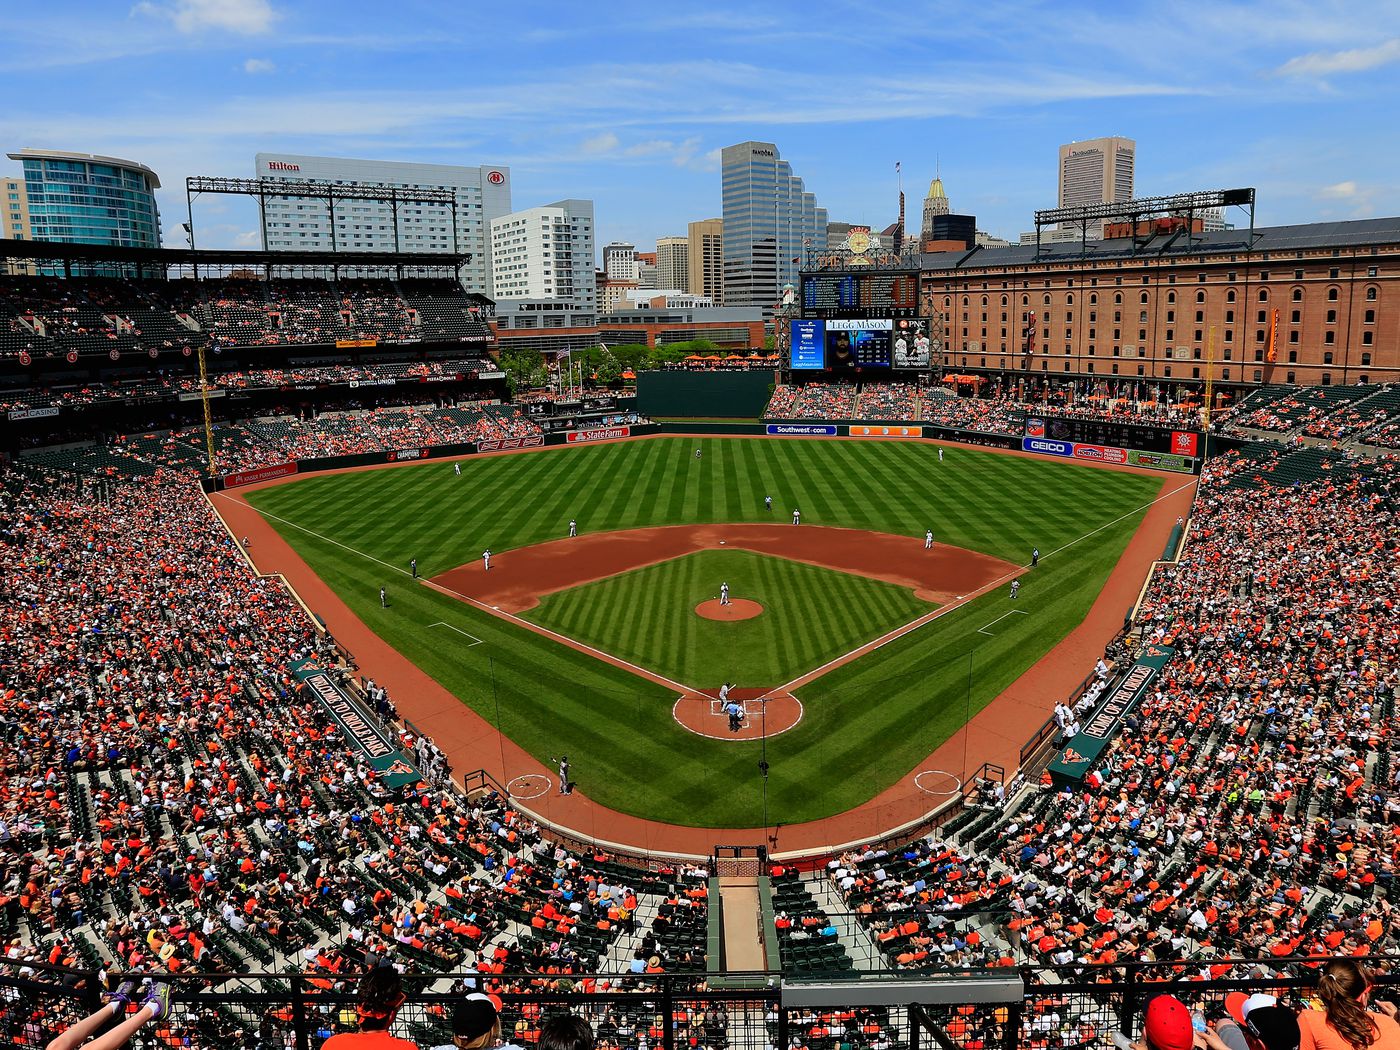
918, 215, 1400, 273
0, 238, 471, 271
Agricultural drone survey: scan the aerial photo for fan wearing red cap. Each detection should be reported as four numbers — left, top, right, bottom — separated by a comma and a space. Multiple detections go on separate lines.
1130, 995, 1196, 1050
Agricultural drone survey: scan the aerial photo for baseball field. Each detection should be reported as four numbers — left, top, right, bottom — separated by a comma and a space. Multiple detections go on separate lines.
239, 436, 1165, 828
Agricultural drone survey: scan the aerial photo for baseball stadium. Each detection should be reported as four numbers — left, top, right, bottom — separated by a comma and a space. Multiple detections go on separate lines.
1, 206, 1397, 1050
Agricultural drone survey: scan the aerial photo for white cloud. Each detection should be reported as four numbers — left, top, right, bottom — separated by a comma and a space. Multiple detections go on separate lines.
580, 132, 620, 154
1319, 180, 1359, 199
133, 0, 276, 35
1277, 38, 1400, 77
243, 57, 275, 74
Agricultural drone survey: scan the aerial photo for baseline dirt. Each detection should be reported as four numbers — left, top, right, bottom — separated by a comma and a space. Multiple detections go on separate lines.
696, 598, 764, 621
214, 433, 1196, 858
429, 523, 1015, 614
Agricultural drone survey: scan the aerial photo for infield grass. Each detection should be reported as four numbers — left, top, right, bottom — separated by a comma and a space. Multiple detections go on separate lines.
525, 548, 932, 687
241, 436, 1167, 827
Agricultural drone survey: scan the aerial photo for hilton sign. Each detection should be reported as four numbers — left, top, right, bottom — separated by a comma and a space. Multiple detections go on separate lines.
266, 161, 300, 172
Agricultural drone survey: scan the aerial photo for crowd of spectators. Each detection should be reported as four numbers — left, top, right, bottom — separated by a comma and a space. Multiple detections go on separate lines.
0, 460, 711, 1049
833, 448, 1398, 983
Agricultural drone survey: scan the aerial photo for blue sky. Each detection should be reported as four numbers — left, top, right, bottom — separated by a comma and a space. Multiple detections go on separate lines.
3, 0, 1399, 253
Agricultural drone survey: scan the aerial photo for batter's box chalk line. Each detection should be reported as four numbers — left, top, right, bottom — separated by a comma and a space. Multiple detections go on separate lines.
506, 773, 551, 800
707, 698, 772, 715
428, 622, 484, 646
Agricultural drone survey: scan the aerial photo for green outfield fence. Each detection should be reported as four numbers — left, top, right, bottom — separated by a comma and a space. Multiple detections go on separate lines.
5, 955, 1394, 1050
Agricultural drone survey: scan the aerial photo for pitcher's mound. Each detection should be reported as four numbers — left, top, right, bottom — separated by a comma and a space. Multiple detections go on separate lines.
695, 598, 764, 621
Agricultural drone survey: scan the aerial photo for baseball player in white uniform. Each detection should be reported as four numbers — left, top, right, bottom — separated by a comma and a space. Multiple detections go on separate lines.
925, 529, 933, 549
569, 519, 577, 538
792, 508, 801, 525
482, 549, 492, 572
720, 582, 730, 606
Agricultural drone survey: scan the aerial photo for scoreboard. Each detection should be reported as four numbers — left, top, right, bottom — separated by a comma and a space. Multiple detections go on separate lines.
1028, 415, 1201, 457
802, 272, 919, 318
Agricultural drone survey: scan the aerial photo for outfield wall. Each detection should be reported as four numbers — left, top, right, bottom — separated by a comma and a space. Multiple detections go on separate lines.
636, 369, 775, 418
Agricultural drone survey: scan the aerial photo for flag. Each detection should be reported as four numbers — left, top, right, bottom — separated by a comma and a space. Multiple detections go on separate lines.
895, 161, 901, 173
557, 348, 571, 360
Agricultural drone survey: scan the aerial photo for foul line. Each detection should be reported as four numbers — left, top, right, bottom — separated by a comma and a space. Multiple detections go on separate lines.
779, 476, 1196, 693
977, 609, 1029, 636
220, 492, 698, 695
428, 622, 484, 647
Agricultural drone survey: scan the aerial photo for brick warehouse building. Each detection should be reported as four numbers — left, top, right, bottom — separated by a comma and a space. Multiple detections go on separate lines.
921, 216, 1398, 389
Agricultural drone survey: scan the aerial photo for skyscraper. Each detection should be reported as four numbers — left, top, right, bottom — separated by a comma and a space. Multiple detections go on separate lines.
720, 142, 827, 308
603, 242, 638, 281
920, 174, 951, 243
1057, 137, 1135, 237
687, 218, 723, 303
655, 237, 689, 292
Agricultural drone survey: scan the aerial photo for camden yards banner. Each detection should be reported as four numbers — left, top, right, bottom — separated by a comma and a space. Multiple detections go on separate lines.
1047, 643, 1176, 785
291, 661, 421, 787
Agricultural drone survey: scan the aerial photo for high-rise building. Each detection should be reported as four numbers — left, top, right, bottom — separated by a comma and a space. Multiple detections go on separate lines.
8, 149, 160, 248
603, 241, 638, 281
1057, 137, 1135, 237
687, 218, 723, 303
489, 199, 595, 308
920, 175, 950, 241
635, 251, 657, 289
720, 142, 827, 308
655, 237, 689, 292
253, 153, 511, 294
1, 175, 32, 275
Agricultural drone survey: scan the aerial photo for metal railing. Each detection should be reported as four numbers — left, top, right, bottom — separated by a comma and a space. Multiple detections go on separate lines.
6, 955, 1394, 1050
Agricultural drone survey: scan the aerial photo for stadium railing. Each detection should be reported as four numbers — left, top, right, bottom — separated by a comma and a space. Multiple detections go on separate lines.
6, 956, 1394, 1050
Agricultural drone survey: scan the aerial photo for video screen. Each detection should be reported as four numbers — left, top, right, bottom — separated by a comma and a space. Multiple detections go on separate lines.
789, 319, 826, 369
825, 319, 892, 368
891, 319, 931, 368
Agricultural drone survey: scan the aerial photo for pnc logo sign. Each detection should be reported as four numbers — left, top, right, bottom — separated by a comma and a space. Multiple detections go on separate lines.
487, 170, 506, 185
267, 161, 300, 172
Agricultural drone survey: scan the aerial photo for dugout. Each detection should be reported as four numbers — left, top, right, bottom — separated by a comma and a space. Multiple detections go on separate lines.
636, 369, 774, 418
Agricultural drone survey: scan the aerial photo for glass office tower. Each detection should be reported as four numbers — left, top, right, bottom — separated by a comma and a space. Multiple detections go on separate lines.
720, 141, 826, 308
8, 149, 161, 248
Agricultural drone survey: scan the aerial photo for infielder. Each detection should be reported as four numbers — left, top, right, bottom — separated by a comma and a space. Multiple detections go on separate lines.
720, 582, 730, 606
569, 518, 578, 538
482, 549, 492, 572
379, 586, 388, 608
925, 530, 934, 550
1010, 579, 1020, 600
792, 508, 801, 525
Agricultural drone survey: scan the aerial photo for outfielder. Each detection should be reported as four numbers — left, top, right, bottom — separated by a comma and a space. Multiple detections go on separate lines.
764, 495, 772, 511
454, 462, 461, 476
379, 586, 388, 608
1010, 579, 1020, 600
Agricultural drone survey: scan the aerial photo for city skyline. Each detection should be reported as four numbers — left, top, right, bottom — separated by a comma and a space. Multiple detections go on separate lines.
2, 0, 1399, 256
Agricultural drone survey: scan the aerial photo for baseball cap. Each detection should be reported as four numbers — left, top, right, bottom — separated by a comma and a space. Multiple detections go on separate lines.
1227, 993, 1278, 1026
1143, 995, 1195, 1050
1243, 1006, 1300, 1050
452, 992, 504, 1039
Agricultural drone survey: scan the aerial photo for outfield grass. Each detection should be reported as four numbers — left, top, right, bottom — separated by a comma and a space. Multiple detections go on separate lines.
242, 437, 1165, 827
525, 549, 932, 687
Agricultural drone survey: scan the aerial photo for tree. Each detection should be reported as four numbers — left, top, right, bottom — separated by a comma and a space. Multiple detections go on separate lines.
496, 347, 548, 394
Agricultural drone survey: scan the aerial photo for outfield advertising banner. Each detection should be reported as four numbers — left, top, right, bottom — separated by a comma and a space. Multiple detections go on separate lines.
848, 424, 922, 438
767, 423, 838, 436
566, 425, 631, 444
223, 461, 297, 488
1022, 436, 1073, 457
790, 319, 825, 369
1127, 450, 1193, 473
477, 435, 545, 452
387, 448, 428, 462
1071, 442, 1129, 465
1048, 643, 1175, 785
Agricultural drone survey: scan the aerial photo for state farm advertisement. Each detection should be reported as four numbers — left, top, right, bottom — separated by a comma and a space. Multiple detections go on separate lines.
224, 462, 297, 488
566, 426, 630, 444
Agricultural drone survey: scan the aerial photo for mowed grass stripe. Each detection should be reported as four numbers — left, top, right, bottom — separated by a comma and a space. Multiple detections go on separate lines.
245, 437, 1162, 826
